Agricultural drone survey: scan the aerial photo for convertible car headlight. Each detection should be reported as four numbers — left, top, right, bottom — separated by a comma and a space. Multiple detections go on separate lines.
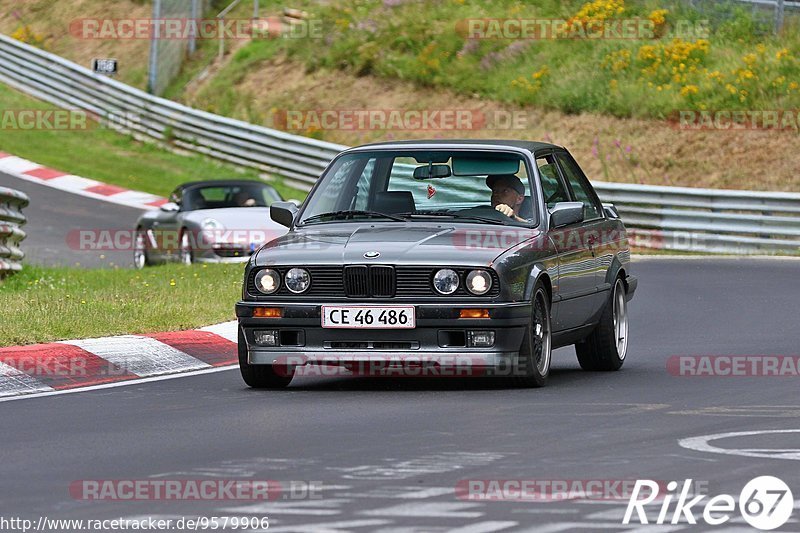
284, 268, 310, 294
466, 270, 492, 295
201, 218, 225, 231
254, 269, 280, 294
433, 268, 459, 295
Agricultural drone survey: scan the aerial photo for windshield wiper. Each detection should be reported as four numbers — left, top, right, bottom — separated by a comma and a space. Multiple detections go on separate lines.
301, 210, 407, 224
395, 211, 509, 226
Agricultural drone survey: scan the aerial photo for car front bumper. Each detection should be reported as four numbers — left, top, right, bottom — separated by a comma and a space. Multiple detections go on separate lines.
236, 301, 532, 373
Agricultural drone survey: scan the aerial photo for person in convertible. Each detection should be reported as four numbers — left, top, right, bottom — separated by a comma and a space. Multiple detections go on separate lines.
487, 174, 529, 223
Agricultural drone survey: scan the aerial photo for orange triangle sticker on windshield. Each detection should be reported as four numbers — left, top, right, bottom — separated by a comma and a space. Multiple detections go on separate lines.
427, 184, 436, 199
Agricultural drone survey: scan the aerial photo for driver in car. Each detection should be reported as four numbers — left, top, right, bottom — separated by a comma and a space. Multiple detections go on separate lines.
487, 174, 527, 223
234, 190, 257, 207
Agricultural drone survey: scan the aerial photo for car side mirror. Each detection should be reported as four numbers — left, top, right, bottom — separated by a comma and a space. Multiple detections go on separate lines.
271, 201, 299, 228
288, 198, 301, 207
160, 202, 180, 212
603, 203, 620, 219
549, 202, 584, 228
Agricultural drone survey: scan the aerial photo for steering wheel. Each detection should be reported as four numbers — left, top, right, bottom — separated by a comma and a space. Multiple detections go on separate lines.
456, 205, 511, 221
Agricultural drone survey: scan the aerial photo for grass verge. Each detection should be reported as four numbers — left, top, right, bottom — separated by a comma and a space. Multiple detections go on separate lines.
0, 83, 307, 201
0, 264, 243, 347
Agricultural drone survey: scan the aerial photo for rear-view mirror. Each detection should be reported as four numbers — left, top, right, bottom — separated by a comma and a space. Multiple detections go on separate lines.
413, 164, 451, 179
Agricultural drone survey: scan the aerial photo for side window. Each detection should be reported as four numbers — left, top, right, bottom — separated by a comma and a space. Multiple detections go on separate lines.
556, 153, 602, 221
536, 155, 569, 209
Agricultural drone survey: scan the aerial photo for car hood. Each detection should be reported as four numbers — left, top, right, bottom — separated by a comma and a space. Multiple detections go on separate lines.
183, 208, 288, 243
255, 223, 542, 266
182, 207, 281, 228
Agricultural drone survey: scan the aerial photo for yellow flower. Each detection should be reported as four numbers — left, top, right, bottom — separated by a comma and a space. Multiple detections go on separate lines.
648, 9, 668, 27
680, 85, 699, 96
742, 53, 757, 66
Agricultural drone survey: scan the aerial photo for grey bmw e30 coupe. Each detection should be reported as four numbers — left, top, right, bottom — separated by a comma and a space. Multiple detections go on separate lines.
236, 140, 637, 388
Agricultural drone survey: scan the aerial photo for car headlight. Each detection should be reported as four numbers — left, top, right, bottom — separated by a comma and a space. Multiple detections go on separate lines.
284, 268, 310, 294
432, 268, 459, 295
201, 218, 224, 231
254, 269, 280, 294
466, 270, 492, 295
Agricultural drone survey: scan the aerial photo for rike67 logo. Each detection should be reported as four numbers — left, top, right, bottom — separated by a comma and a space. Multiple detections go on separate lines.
623, 476, 793, 530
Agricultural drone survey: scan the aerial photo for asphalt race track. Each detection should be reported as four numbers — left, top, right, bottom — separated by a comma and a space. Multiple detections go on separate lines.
1, 172, 143, 269
3, 254, 800, 531
4, 178, 800, 531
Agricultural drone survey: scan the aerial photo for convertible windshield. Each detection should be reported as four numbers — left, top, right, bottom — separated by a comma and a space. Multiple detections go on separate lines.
181, 183, 280, 211
299, 150, 536, 226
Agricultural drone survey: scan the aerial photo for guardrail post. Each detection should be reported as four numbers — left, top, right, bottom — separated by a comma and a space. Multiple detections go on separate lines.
147, 0, 162, 94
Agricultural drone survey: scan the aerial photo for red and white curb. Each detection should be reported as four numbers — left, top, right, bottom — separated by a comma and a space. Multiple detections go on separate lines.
0, 321, 239, 401
0, 152, 167, 210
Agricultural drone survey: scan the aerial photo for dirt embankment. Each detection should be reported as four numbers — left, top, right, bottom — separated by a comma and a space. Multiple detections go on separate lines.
192, 53, 799, 192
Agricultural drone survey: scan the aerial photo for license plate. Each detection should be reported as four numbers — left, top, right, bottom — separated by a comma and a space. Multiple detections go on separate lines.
321, 306, 415, 329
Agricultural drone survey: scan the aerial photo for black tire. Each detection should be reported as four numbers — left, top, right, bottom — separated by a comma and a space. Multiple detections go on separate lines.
133, 227, 150, 269
576, 277, 629, 371
238, 329, 293, 389
511, 281, 552, 388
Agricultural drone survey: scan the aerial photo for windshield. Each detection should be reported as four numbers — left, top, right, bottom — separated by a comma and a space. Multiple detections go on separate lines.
181, 183, 280, 211
299, 150, 536, 226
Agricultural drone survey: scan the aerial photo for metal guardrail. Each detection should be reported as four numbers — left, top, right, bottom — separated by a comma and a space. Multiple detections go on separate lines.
0, 34, 798, 255
0, 186, 29, 276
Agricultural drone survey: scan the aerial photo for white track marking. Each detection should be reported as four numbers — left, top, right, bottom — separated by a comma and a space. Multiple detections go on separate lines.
221, 499, 351, 516
0, 361, 53, 396
341, 486, 454, 500
328, 453, 504, 480
265, 519, 391, 532
45, 175, 101, 189
0, 156, 41, 173
62, 335, 210, 376
0, 365, 237, 403
200, 321, 239, 343
109, 190, 164, 204
360, 502, 484, 518
443, 521, 518, 533
679, 429, 800, 461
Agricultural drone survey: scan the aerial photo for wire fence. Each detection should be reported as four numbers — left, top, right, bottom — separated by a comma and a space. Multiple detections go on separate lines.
147, 0, 209, 95
686, 0, 799, 32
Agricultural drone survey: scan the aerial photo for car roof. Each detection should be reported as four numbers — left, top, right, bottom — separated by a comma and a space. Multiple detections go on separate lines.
178, 179, 276, 190
345, 139, 562, 153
